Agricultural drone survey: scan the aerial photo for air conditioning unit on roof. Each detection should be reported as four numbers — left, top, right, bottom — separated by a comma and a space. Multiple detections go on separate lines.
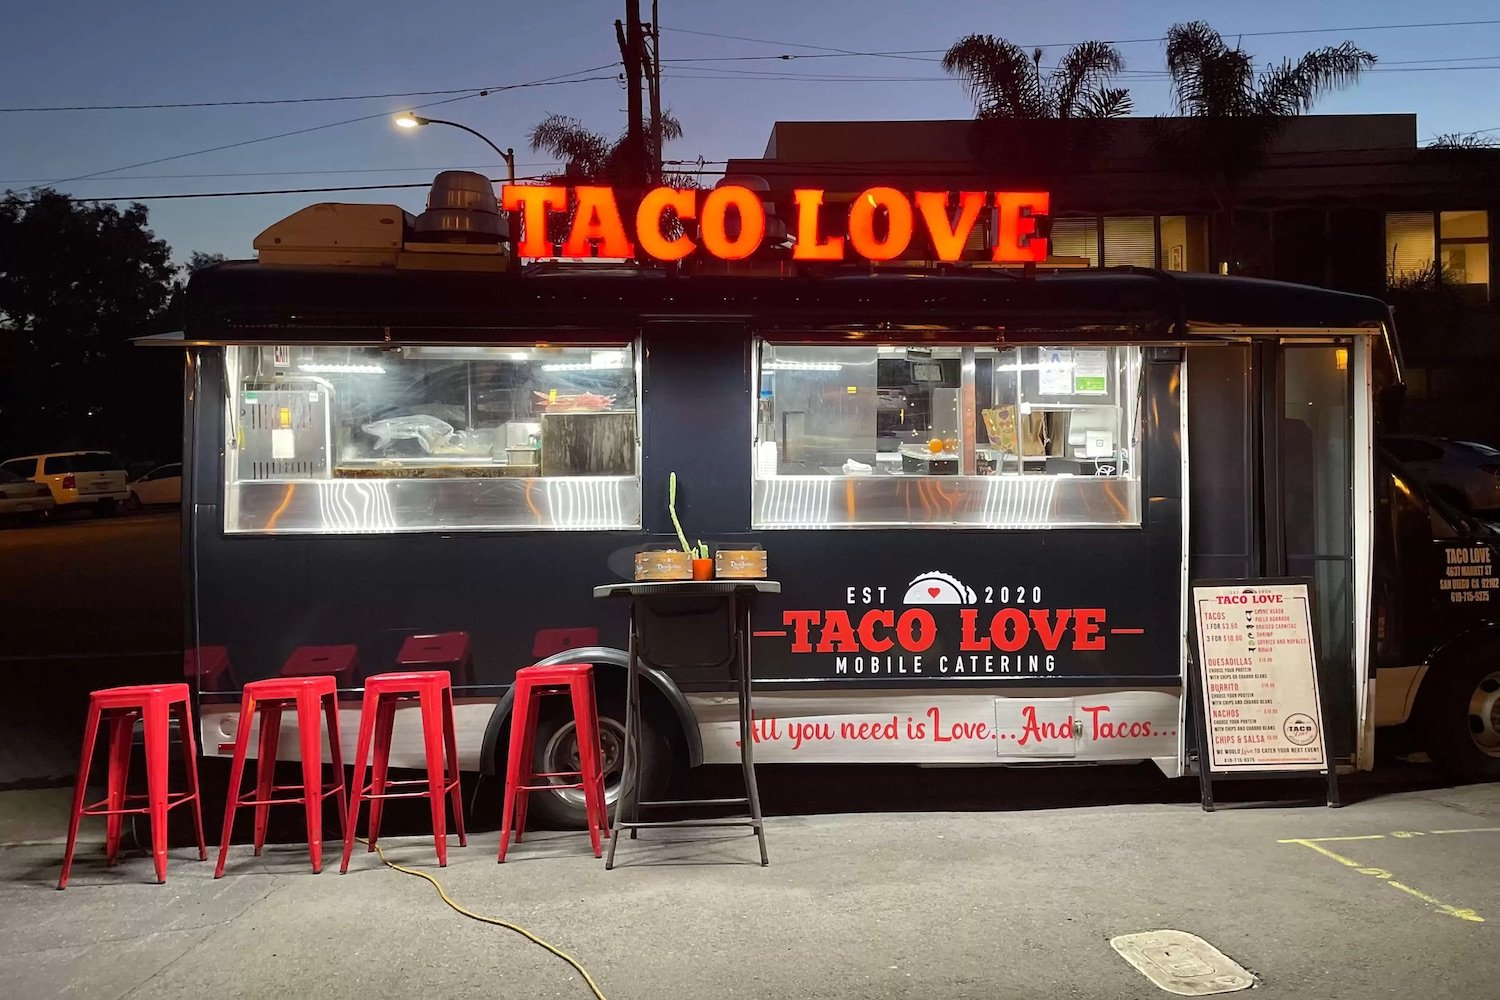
254, 203, 412, 267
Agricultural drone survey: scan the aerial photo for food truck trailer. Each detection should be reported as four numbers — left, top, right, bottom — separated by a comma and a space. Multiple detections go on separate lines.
158, 174, 1500, 827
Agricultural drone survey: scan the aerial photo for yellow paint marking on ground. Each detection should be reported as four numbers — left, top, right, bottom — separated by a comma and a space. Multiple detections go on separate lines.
1279, 837, 1485, 922
1428, 827, 1500, 835
1385, 880, 1485, 923
1279, 838, 1364, 867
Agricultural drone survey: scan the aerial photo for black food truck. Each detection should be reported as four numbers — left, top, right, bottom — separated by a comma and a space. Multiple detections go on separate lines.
154, 174, 1500, 827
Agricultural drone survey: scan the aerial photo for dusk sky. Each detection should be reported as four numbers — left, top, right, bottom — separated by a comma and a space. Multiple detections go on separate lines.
4, 0, 1500, 264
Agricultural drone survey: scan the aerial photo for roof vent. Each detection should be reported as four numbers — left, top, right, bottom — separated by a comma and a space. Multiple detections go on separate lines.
412, 171, 507, 244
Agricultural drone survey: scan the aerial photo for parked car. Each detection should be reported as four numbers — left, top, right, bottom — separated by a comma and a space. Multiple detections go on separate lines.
0, 467, 55, 522
0, 451, 131, 515
1382, 435, 1500, 515
127, 462, 182, 509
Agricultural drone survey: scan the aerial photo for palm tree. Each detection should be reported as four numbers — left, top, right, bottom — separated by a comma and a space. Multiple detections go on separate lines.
941, 36, 1131, 190
527, 113, 683, 184
942, 36, 1132, 119
1164, 21, 1375, 120
1157, 21, 1375, 273
526, 112, 688, 250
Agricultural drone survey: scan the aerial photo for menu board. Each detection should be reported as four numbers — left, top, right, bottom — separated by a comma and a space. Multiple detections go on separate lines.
1191, 581, 1328, 773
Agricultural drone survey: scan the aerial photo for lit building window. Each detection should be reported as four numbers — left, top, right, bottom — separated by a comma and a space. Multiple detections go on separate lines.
1102, 217, 1156, 268
1047, 215, 1209, 271
1386, 210, 1489, 299
1385, 211, 1436, 283
1440, 211, 1489, 300
1159, 216, 1210, 272
1049, 217, 1099, 266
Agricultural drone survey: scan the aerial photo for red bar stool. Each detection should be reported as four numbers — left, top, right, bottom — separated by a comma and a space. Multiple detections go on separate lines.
59, 683, 206, 888
215, 675, 347, 877
280, 644, 359, 687
396, 632, 472, 687
498, 664, 608, 862
340, 671, 466, 872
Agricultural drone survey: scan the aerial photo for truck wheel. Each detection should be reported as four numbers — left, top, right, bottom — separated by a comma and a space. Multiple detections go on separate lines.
1420, 646, 1500, 783
522, 694, 671, 830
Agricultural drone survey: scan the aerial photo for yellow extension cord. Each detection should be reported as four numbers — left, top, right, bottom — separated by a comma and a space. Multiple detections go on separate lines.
359, 838, 608, 1000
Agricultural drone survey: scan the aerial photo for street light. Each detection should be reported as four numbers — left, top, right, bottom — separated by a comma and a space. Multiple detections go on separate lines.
393, 112, 514, 185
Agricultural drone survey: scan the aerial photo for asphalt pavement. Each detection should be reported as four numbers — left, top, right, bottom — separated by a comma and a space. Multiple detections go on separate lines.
0, 779, 1494, 999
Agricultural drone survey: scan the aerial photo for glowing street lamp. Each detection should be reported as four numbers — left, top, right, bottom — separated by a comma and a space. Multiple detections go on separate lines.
393, 113, 514, 184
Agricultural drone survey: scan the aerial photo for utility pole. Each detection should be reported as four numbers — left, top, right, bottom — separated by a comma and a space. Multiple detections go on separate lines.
616, 1, 647, 187
648, 0, 663, 183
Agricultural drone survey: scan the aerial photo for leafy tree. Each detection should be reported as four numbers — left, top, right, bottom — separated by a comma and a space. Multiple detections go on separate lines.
942, 37, 1131, 120
0, 190, 177, 459
186, 250, 228, 273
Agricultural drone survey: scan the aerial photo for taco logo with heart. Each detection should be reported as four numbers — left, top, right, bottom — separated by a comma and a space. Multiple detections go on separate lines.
902, 571, 976, 605
770, 569, 1116, 678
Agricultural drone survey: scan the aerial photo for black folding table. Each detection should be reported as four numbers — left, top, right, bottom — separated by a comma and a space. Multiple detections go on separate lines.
592, 579, 779, 868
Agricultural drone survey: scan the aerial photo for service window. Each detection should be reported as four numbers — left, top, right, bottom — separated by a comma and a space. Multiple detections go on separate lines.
223, 344, 640, 533
753, 342, 1142, 528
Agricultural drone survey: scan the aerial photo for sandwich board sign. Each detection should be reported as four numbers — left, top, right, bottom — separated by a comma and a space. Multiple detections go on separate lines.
1188, 579, 1339, 811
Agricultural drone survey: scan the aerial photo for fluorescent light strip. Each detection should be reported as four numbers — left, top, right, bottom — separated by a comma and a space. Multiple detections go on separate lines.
540, 362, 628, 372
763, 361, 843, 371
299, 363, 385, 374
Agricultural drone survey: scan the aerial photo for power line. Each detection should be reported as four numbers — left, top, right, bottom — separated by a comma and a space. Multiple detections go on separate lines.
3, 87, 504, 113
659, 25, 938, 63
661, 17, 1500, 58
0, 162, 565, 185
34, 67, 619, 187
1, 62, 622, 115
17, 174, 561, 205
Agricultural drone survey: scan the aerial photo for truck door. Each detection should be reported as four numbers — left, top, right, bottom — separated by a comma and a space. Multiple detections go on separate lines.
1187, 342, 1363, 761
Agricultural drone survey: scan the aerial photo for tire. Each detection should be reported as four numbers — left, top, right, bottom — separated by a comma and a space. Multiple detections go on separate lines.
1419, 642, 1500, 783
125, 493, 142, 512
520, 689, 673, 830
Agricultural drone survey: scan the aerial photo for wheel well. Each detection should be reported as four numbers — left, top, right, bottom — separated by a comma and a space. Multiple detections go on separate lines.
479, 647, 702, 775
1412, 627, 1500, 725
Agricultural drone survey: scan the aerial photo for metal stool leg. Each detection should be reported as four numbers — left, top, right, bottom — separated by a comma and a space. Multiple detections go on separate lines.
738, 600, 768, 866
605, 610, 638, 870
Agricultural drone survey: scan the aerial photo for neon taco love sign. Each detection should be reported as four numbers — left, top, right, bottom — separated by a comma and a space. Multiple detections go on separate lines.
498, 184, 1050, 264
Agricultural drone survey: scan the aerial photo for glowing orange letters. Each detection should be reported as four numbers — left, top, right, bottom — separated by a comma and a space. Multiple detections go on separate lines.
498, 184, 1049, 263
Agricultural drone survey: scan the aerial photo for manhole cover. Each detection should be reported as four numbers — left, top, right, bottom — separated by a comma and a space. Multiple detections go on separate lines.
1110, 930, 1255, 996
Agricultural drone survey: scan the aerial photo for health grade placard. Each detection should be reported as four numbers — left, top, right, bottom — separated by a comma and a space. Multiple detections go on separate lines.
1192, 582, 1329, 773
